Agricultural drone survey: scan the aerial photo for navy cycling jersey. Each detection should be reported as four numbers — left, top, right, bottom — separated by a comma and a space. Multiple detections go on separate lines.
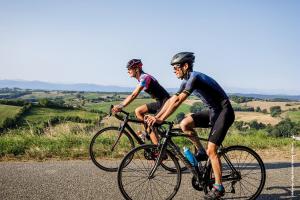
176, 71, 228, 111
139, 73, 170, 101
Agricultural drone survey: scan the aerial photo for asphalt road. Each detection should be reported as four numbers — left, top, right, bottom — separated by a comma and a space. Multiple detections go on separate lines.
0, 160, 299, 200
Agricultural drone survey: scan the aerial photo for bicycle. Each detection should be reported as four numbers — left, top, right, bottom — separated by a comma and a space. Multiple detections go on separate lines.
117, 121, 266, 200
89, 105, 187, 172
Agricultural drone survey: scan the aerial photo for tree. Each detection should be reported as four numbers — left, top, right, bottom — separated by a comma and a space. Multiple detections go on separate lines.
268, 118, 298, 137
270, 106, 281, 117
174, 112, 185, 124
38, 98, 50, 107
248, 120, 266, 130
190, 102, 205, 113
234, 121, 245, 131
262, 109, 268, 114
255, 106, 261, 112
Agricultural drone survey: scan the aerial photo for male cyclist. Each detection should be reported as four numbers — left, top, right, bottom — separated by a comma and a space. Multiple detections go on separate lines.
112, 59, 170, 144
146, 52, 235, 199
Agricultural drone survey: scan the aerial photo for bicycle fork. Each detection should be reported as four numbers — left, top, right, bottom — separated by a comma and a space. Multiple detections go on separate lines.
147, 137, 169, 179
110, 119, 127, 152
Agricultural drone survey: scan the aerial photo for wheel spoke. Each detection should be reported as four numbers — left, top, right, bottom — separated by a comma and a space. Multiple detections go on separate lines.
90, 127, 134, 171
210, 146, 265, 200
118, 145, 181, 200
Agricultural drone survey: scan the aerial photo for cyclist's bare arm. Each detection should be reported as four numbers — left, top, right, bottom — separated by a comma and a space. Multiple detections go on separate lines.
146, 93, 188, 125
112, 85, 143, 112
159, 92, 188, 120
154, 96, 174, 118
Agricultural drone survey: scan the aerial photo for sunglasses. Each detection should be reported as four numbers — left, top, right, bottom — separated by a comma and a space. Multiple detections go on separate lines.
173, 64, 182, 71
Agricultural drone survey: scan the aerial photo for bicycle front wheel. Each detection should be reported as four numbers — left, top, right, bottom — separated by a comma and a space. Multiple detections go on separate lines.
208, 145, 266, 200
118, 144, 181, 200
89, 126, 134, 172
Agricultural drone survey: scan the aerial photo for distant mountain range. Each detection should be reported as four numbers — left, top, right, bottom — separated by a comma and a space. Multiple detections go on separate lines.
1, 79, 300, 101
0, 79, 134, 92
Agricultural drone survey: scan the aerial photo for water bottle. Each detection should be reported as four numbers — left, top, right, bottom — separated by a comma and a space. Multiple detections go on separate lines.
183, 147, 197, 167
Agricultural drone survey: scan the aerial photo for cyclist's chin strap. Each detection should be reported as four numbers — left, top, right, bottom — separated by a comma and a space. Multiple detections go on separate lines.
179, 68, 191, 80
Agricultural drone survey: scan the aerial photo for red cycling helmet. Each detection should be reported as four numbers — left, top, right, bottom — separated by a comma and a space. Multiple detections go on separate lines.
127, 59, 143, 70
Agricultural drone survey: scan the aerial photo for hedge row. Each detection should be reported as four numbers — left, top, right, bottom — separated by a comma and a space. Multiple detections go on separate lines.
0, 104, 32, 132
27, 115, 103, 135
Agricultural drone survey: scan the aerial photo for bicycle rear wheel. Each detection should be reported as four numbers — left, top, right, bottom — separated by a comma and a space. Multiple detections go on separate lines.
208, 145, 266, 200
118, 144, 181, 200
89, 126, 134, 172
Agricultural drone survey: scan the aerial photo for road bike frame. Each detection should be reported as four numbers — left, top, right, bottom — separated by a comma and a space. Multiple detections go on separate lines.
109, 105, 147, 150
147, 122, 241, 193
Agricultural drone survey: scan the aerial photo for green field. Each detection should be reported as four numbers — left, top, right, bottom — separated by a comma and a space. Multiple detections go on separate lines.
86, 98, 154, 113
1, 89, 299, 160
86, 98, 191, 121
21, 91, 68, 99
23, 107, 100, 126
285, 111, 300, 122
0, 104, 22, 126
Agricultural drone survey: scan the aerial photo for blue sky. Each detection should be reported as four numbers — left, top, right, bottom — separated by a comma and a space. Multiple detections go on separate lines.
0, 0, 299, 94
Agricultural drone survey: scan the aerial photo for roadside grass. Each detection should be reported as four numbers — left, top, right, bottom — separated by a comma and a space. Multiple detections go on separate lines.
223, 130, 296, 149
0, 123, 299, 160
0, 123, 94, 160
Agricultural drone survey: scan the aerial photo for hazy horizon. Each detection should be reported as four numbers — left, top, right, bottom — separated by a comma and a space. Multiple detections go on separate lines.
1, 78, 300, 96
0, 1, 299, 94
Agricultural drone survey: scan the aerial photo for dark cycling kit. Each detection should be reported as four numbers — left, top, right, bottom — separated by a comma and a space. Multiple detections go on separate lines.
139, 72, 170, 114
176, 71, 235, 145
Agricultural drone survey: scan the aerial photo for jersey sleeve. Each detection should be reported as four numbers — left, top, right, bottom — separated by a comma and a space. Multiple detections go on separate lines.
175, 82, 186, 96
176, 76, 196, 96
139, 74, 151, 89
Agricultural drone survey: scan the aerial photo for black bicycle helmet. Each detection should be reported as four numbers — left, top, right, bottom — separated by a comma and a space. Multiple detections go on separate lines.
170, 52, 195, 66
127, 59, 143, 70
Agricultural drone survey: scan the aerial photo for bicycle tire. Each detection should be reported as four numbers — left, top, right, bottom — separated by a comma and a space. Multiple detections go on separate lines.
118, 144, 182, 200
206, 145, 266, 200
160, 159, 187, 172
159, 128, 193, 172
89, 126, 135, 172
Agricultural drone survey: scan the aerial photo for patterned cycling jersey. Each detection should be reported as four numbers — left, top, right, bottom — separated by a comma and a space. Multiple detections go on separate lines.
139, 72, 170, 101
176, 71, 229, 111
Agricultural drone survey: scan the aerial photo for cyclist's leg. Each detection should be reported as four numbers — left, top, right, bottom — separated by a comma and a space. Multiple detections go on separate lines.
205, 102, 235, 198
147, 101, 164, 144
180, 111, 210, 150
135, 104, 148, 121
207, 142, 222, 184
135, 103, 159, 144
207, 103, 235, 183
179, 115, 202, 149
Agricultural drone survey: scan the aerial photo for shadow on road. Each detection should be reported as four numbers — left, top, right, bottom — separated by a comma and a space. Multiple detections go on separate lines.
264, 162, 300, 170
257, 186, 300, 200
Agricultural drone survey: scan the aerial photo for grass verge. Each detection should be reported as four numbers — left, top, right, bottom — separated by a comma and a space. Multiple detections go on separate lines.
0, 124, 299, 161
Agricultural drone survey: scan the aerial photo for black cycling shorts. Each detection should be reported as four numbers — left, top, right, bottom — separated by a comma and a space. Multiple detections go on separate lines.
191, 99, 235, 146
146, 99, 168, 115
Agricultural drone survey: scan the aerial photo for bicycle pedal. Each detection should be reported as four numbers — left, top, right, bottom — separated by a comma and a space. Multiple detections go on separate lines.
191, 176, 203, 191
230, 187, 235, 193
